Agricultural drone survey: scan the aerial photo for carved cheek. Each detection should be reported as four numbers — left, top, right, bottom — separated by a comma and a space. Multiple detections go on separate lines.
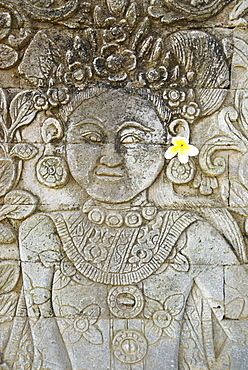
66, 143, 101, 185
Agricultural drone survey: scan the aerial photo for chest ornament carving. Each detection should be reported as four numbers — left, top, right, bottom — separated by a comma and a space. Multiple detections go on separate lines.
52, 208, 197, 285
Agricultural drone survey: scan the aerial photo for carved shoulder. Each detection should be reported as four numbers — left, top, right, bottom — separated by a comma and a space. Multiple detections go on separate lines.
19, 213, 62, 261
183, 220, 240, 266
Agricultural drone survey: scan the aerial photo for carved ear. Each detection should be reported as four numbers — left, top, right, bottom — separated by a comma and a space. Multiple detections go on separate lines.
41, 118, 63, 143
168, 119, 189, 140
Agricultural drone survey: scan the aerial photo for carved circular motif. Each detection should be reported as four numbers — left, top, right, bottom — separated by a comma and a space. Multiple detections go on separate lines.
106, 212, 123, 228
107, 286, 144, 318
125, 212, 143, 227
141, 203, 158, 220
88, 208, 105, 225
36, 156, 69, 188
166, 157, 195, 184
112, 330, 147, 364
152, 310, 172, 328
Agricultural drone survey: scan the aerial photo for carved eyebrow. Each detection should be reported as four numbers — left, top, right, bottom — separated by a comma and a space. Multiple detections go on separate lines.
69, 116, 104, 129
117, 121, 154, 132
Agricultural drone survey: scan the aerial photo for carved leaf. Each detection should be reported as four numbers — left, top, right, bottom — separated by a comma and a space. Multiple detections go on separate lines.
131, 17, 150, 51
125, 2, 137, 27
9, 91, 38, 139
0, 262, 19, 294
0, 292, 18, 322
0, 158, 16, 197
0, 12, 11, 41
107, 0, 127, 17
83, 325, 103, 345
0, 88, 8, 140
10, 143, 38, 160
171, 252, 190, 272
0, 44, 18, 69
0, 224, 16, 244
93, 6, 106, 28
0, 190, 37, 221
225, 298, 245, 319
229, 180, 248, 216
164, 294, 184, 316
149, 38, 163, 62
19, 31, 62, 86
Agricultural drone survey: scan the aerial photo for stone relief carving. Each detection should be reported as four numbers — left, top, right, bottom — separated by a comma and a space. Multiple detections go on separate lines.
0, 1, 247, 369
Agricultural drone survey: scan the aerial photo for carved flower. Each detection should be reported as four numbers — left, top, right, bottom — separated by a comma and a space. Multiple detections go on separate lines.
103, 18, 128, 43
144, 294, 184, 344
37, 156, 68, 187
33, 92, 49, 110
64, 62, 92, 87
163, 88, 186, 108
62, 304, 103, 345
181, 102, 201, 123
144, 66, 168, 90
93, 43, 136, 81
83, 242, 108, 265
47, 86, 70, 106
129, 244, 153, 264
165, 137, 199, 164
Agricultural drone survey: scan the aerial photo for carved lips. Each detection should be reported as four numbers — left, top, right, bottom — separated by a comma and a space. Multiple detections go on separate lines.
95, 165, 124, 181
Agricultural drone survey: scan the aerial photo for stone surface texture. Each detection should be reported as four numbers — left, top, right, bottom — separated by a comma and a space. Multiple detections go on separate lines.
0, 1, 248, 369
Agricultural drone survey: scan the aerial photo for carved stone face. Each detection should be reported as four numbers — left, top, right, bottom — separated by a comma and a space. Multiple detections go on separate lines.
66, 90, 166, 203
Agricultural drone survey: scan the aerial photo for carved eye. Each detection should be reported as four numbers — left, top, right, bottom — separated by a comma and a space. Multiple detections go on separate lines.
120, 134, 142, 145
82, 132, 103, 143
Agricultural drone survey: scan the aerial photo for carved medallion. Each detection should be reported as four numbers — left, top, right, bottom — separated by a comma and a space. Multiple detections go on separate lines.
112, 330, 148, 364
107, 285, 144, 318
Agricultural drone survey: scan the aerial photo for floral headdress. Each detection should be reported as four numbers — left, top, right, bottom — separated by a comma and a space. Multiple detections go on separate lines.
18, 1, 229, 128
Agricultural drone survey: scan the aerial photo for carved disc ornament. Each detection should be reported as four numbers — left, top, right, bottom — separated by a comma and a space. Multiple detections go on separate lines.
112, 330, 148, 364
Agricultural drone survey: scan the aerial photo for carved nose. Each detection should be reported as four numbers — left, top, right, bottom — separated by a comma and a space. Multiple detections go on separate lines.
99, 144, 123, 167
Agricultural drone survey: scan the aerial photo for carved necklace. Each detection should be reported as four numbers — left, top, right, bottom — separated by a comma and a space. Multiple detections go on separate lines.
81, 198, 158, 228
52, 205, 198, 285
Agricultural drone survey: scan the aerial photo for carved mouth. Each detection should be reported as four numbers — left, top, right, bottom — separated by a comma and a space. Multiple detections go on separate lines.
95, 167, 124, 181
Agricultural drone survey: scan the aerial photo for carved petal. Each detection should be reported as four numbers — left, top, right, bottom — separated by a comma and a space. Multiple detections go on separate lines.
164, 294, 184, 316
83, 325, 103, 345
108, 71, 127, 81
101, 43, 119, 58
82, 304, 100, 325
144, 298, 163, 319
163, 319, 179, 340
93, 57, 108, 76
144, 320, 162, 344
122, 50, 136, 71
